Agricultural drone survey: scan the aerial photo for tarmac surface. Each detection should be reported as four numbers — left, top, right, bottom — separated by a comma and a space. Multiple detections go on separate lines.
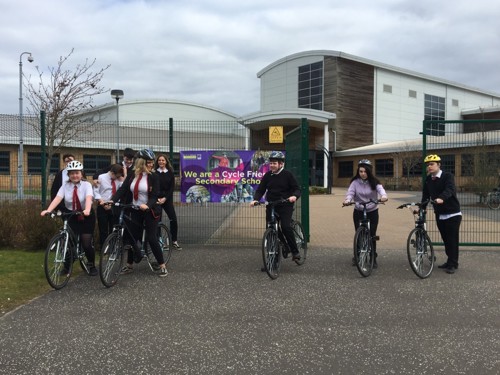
0, 190, 499, 374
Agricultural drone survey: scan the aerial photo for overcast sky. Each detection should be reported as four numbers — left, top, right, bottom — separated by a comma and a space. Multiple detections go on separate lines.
1, 0, 499, 117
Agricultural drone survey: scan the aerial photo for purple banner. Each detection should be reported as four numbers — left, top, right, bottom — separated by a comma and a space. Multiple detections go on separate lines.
180, 150, 274, 203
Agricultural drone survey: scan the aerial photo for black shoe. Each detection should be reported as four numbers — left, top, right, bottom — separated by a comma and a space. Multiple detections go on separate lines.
282, 249, 289, 259
292, 253, 301, 262
88, 266, 98, 276
260, 266, 266, 272
58, 268, 70, 276
437, 262, 449, 269
372, 259, 378, 269
445, 266, 457, 274
352, 257, 356, 266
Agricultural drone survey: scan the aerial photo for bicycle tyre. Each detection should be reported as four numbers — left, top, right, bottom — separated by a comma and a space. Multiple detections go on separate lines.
262, 228, 281, 279
44, 233, 73, 290
353, 226, 374, 277
158, 223, 172, 264
292, 220, 307, 265
99, 232, 124, 288
486, 193, 500, 210
407, 228, 435, 279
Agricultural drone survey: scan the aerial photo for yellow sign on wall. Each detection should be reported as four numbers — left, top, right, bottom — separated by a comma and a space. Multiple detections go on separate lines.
269, 126, 283, 143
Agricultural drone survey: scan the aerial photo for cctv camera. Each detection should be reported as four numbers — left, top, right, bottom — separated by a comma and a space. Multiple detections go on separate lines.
27, 55, 34, 63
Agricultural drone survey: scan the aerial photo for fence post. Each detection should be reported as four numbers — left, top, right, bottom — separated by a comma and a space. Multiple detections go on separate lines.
41, 110, 46, 207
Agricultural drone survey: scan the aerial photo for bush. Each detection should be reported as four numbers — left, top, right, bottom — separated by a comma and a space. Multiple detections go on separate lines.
309, 186, 328, 195
0, 200, 59, 250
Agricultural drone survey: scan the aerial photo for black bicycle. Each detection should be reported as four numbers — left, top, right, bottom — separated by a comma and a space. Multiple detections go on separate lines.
43, 211, 91, 290
99, 203, 172, 288
343, 199, 382, 277
397, 199, 435, 279
256, 199, 307, 279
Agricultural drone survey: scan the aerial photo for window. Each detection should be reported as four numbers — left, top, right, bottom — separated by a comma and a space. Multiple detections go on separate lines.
383, 84, 392, 93
27, 153, 60, 174
83, 155, 112, 176
338, 161, 353, 178
409, 90, 417, 98
424, 94, 446, 136
0, 151, 9, 175
375, 159, 394, 177
461, 154, 474, 177
440, 154, 455, 175
298, 61, 323, 110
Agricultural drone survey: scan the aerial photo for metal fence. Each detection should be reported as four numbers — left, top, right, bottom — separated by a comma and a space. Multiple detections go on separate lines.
423, 120, 500, 246
0, 115, 309, 246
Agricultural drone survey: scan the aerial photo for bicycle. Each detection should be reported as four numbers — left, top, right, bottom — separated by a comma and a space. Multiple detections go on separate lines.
397, 199, 435, 279
99, 203, 172, 288
256, 199, 307, 280
486, 188, 500, 210
43, 210, 91, 290
343, 199, 382, 277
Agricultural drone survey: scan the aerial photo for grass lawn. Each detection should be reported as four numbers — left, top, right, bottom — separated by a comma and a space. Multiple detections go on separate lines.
0, 250, 52, 317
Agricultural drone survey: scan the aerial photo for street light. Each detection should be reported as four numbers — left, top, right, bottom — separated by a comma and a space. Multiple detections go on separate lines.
111, 89, 124, 163
18, 51, 34, 200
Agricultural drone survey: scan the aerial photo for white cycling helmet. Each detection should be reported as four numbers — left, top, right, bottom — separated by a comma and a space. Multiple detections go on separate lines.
358, 159, 372, 166
66, 160, 83, 171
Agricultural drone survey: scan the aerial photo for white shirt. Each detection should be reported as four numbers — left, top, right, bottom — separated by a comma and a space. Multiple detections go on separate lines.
94, 172, 123, 201
130, 172, 149, 206
57, 181, 94, 211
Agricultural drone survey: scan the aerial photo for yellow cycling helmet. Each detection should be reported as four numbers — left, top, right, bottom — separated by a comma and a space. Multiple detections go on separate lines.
424, 154, 441, 163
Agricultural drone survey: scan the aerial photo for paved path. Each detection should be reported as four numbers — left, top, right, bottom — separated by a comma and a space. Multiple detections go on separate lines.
0, 244, 499, 374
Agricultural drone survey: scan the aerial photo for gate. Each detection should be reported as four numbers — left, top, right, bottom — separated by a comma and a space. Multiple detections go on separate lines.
423, 119, 500, 247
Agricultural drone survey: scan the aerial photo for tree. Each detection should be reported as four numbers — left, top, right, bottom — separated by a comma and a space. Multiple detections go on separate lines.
24, 48, 110, 180
391, 140, 422, 189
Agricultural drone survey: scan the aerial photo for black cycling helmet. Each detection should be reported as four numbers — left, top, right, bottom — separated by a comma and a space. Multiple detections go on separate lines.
269, 151, 285, 162
136, 148, 155, 161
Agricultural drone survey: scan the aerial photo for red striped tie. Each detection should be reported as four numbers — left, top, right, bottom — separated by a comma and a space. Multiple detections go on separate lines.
133, 173, 143, 201
111, 179, 116, 195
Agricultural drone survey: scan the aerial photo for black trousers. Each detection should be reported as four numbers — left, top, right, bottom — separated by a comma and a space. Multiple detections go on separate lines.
436, 215, 462, 268
267, 203, 298, 255
125, 209, 164, 265
96, 205, 116, 249
353, 209, 379, 256
160, 200, 179, 242
68, 209, 96, 265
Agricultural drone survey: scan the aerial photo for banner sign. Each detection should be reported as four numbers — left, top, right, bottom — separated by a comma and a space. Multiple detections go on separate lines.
180, 150, 275, 203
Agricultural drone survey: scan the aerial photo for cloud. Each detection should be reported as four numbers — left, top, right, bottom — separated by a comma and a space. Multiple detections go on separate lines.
1, 0, 499, 116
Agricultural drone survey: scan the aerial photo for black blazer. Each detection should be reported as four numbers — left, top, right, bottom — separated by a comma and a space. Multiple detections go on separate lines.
112, 171, 161, 216
422, 171, 461, 215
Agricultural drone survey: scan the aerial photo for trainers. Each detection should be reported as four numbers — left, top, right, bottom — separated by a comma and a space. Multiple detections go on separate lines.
88, 266, 98, 276
292, 253, 301, 262
58, 268, 70, 276
159, 267, 168, 277
120, 266, 133, 275
173, 242, 182, 250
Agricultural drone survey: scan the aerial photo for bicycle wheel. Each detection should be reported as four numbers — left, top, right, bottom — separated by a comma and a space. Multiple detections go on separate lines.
99, 232, 124, 288
44, 233, 73, 290
158, 223, 172, 264
77, 241, 91, 275
487, 193, 500, 210
353, 226, 374, 277
262, 228, 281, 279
407, 228, 435, 279
292, 220, 307, 265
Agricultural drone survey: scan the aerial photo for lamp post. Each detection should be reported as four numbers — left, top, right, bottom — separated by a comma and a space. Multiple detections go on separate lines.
18, 52, 34, 200
111, 89, 124, 163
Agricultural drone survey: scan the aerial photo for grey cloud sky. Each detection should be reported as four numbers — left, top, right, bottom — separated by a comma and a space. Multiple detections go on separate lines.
1, 0, 499, 116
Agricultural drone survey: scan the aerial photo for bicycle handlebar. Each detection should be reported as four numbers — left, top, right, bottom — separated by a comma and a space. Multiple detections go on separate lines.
104, 202, 141, 210
396, 198, 434, 210
44, 210, 83, 219
253, 198, 290, 207
342, 198, 384, 207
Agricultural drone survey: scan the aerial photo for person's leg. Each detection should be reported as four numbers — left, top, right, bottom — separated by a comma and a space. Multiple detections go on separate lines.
276, 204, 298, 256
96, 205, 109, 249
145, 212, 165, 265
367, 209, 379, 256
163, 201, 179, 242
440, 216, 462, 269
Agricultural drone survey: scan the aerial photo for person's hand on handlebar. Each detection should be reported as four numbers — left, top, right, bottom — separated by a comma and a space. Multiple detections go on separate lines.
380, 196, 388, 203
288, 196, 297, 203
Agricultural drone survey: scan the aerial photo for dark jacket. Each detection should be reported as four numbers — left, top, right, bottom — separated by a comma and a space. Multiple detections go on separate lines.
253, 168, 301, 202
422, 171, 461, 215
155, 170, 175, 201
